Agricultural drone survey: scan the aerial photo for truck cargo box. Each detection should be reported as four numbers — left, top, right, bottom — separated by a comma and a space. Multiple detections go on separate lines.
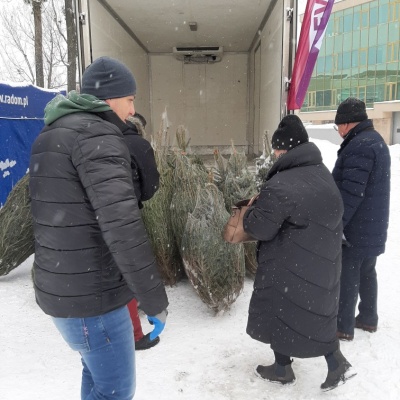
74, 0, 297, 156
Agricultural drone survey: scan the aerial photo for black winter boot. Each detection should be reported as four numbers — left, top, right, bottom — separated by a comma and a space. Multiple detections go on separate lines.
321, 349, 356, 391
255, 361, 296, 385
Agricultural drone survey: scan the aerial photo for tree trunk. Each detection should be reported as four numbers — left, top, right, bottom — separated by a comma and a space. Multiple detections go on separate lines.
65, 0, 77, 92
33, 0, 44, 87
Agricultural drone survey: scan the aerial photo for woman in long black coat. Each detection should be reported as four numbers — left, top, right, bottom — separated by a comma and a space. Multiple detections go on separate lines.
243, 115, 356, 391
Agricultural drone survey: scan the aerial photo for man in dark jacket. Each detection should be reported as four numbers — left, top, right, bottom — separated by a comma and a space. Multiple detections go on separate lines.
97, 108, 162, 351
243, 115, 355, 391
332, 98, 391, 341
29, 56, 168, 399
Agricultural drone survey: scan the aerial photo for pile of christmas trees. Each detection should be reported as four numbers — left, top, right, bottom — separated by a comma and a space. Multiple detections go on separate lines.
0, 116, 275, 313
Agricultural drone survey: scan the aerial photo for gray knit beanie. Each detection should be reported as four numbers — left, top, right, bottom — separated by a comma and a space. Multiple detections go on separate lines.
335, 97, 368, 125
81, 56, 136, 100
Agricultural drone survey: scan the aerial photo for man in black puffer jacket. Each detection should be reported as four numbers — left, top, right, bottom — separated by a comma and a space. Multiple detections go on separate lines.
29, 57, 168, 400
243, 115, 355, 391
332, 98, 391, 341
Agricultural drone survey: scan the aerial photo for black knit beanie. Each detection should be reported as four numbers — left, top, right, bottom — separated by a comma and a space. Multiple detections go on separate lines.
81, 56, 136, 100
335, 97, 368, 125
271, 114, 309, 150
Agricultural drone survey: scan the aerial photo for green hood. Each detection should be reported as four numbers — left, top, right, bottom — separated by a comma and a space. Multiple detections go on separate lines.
44, 90, 111, 125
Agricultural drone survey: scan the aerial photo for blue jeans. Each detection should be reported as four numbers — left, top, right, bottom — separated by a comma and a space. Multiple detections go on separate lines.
337, 248, 378, 335
52, 306, 135, 400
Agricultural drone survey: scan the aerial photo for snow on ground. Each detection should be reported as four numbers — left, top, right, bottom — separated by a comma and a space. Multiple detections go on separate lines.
1, 139, 400, 400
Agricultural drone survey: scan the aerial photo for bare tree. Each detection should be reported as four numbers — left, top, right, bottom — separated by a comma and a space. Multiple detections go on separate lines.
0, 0, 76, 90
0, 8, 36, 84
64, 0, 77, 92
24, 0, 46, 87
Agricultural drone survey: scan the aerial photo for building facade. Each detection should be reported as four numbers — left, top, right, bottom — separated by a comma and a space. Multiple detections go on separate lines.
299, 0, 400, 144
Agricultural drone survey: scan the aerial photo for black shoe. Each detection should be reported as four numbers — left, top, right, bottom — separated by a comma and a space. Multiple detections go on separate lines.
135, 333, 160, 351
321, 350, 357, 391
355, 317, 377, 333
336, 331, 354, 341
255, 362, 296, 385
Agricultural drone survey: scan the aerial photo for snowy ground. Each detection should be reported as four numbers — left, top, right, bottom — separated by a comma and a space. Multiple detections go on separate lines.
1, 138, 399, 400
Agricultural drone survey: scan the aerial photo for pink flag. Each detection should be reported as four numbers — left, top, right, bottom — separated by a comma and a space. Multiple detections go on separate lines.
287, 0, 335, 110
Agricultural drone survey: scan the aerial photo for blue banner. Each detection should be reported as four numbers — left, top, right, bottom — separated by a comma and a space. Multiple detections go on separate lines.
0, 82, 64, 206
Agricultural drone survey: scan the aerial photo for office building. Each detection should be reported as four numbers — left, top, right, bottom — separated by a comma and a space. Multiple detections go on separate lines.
299, 0, 400, 144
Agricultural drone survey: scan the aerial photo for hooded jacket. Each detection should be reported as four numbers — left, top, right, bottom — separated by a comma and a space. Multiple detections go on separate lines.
29, 91, 168, 318
243, 142, 343, 358
332, 119, 390, 257
96, 110, 160, 208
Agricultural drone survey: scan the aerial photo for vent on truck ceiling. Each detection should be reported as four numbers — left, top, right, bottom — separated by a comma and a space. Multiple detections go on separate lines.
172, 46, 223, 63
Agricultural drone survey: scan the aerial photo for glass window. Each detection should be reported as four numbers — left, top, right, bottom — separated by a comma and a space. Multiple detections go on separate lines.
370, 7, 378, 27
334, 35, 343, 53
308, 78, 317, 91
388, 22, 400, 41
316, 91, 324, 107
358, 67, 368, 82
389, 1, 400, 21
334, 15, 344, 34
336, 53, 343, 70
377, 46, 387, 63
325, 55, 333, 73
366, 85, 376, 103
361, 10, 369, 28
343, 32, 352, 51
387, 62, 398, 76
325, 37, 334, 54
369, 26, 377, 46
353, 11, 360, 30
385, 82, 397, 100
375, 84, 385, 101
389, 2, 400, 22
332, 76, 342, 89
368, 46, 377, 65
360, 49, 367, 66
358, 86, 367, 102
317, 78, 325, 91
323, 90, 332, 106
377, 25, 389, 45
303, 95, 309, 108
342, 79, 351, 90
365, 69, 376, 81
387, 42, 399, 62
352, 50, 359, 67
353, 30, 361, 48
376, 64, 387, 81
308, 91, 316, 107
326, 20, 334, 36
379, 4, 389, 24
343, 51, 351, 69
344, 14, 353, 32
324, 78, 332, 91
320, 43, 326, 57
333, 53, 340, 70
339, 89, 350, 103
331, 89, 338, 106
350, 86, 358, 97
316, 57, 325, 74
361, 29, 369, 48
